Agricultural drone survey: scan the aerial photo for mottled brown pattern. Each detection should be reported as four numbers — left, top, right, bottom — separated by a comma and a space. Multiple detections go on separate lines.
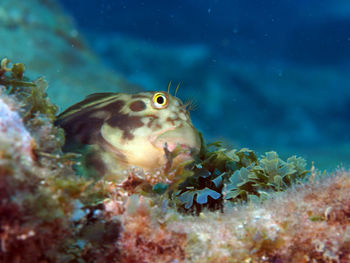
107, 114, 144, 140
60, 114, 103, 146
90, 110, 110, 119
166, 116, 181, 126
145, 114, 159, 128
179, 109, 187, 115
166, 117, 174, 126
99, 100, 125, 113
129, 100, 146, 112
57, 100, 125, 148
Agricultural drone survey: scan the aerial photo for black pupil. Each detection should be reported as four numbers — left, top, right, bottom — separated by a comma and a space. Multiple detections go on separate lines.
157, 96, 164, 104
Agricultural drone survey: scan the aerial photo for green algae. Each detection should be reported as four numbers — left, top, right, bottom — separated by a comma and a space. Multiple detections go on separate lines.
0, 58, 319, 262
0, 58, 106, 262
0, 58, 36, 89
0, 58, 58, 121
174, 137, 309, 213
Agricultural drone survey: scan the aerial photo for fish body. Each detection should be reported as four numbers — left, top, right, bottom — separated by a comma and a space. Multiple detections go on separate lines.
55, 91, 201, 182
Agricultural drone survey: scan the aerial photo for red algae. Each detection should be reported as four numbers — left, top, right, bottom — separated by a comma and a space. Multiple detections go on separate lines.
102, 172, 350, 262
169, 171, 350, 262
1, 58, 350, 262
118, 197, 187, 263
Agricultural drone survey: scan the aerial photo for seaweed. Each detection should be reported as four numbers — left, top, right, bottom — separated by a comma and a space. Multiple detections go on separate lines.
174, 137, 309, 213
1, 57, 329, 262
0, 58, 92, 262
0, 58, 58, 121
223, 151, 309, 202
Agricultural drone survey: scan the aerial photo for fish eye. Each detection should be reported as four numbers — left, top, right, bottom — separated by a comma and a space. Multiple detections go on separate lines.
152, 92, 169, 109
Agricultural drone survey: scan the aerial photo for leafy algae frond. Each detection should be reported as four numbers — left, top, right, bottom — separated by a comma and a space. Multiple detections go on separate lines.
0, 58, 100, 262
4, 57, 342, 263
0, 57, 58, 121
174, 138, 310, 214
0, 58, 35, 88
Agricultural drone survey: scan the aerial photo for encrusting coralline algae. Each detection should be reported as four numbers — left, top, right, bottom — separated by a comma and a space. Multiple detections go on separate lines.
0, 95, 34, 163
0, 58, 350, 262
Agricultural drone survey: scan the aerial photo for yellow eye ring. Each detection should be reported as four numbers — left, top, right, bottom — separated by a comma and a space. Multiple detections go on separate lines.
151, 92, 169, 109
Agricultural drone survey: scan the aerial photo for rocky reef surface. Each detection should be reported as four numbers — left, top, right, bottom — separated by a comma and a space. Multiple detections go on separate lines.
0, 58, 349, 262
1, 0, 350, 261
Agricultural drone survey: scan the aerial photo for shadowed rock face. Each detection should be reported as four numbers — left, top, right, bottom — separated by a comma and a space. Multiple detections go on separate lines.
0, 0, 140, 109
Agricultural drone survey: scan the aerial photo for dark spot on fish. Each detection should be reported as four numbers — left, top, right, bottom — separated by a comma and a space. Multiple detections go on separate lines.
56, 99, 125, 148
100, 100, 125, 113
129, 100, 146, 112
61, 115, 103, 145
107, 114, 144, 140
145, 114, 159, 128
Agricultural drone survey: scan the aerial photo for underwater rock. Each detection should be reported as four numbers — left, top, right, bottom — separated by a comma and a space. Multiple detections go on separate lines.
0, 58, 86, 262
0, 96, 34, 162
99, 171, 350, 263
0, 58, 350, 262
0, 94, 74, 262
117, 196, 187, 263
134, 171, 350, 263
0, 0, 140, 110
181, 171, 350, 262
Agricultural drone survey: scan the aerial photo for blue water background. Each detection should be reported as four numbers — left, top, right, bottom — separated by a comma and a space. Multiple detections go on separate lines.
58, 0, 350, 169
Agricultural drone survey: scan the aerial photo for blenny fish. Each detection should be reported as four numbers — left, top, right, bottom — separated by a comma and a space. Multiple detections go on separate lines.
55, 89, 201, 182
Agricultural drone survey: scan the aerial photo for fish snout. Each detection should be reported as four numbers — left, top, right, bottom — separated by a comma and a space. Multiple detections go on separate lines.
152, 125, 201, 156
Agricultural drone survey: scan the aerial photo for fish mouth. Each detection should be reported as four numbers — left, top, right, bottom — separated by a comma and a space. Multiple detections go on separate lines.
164, 143, 192, 153
150, 125, 201, 159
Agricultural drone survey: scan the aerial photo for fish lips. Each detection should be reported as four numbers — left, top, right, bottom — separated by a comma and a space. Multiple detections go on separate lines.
151, 125, 201, 158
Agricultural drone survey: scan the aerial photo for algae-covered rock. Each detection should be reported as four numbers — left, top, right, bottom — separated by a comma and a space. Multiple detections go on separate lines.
175, 171, 350, 262
0, 59, 78, 262
0, 58, 350, 262
0, 58, 124, 262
